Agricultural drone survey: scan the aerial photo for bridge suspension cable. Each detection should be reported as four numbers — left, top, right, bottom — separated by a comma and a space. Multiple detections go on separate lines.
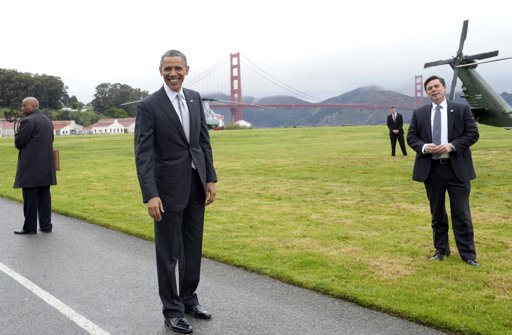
393, 76, 415, 95
186, 55, 229, 88
241, 55, 321, 103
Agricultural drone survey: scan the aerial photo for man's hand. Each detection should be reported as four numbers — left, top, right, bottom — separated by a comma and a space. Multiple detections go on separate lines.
432, 143, 452, 154
206, 182, 216, 206
425, 143, 452, 154
147, 197, 164, 221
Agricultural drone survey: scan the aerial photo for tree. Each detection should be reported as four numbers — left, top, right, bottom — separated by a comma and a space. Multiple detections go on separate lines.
68, 96, 83, 110
107, 107, 128, 118
0, 69, 65, 109
4, 106, 23, 132
91, 83, 148, 116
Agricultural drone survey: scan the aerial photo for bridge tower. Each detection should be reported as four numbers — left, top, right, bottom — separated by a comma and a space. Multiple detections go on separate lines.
230, 52, 243, 123
415, 75, 424, 106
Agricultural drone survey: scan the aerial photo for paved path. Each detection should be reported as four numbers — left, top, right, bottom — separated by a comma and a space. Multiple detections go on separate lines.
0, 197, 447, 335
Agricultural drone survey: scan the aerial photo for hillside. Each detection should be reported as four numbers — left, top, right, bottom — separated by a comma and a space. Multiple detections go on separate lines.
208, 87, 414, 127
204, 87, 511, 128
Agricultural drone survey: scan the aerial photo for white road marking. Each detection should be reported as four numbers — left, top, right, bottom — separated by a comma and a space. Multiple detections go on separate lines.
0, 262, 111, 335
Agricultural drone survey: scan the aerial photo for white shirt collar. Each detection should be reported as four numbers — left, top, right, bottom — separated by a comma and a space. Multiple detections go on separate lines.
163, 84, 184, 101
432, 99, 447, 112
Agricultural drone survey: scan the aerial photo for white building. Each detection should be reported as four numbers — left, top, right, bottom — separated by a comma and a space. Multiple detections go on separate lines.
53, 120, 83, 135
117, 118, 136, 133
89, 118, 136, 134
233, 120, 252, 128
0, 119, 16, 137
1, 119, 84, 136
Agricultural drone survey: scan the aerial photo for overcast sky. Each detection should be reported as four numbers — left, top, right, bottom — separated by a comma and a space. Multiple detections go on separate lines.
3, 0, 512, 103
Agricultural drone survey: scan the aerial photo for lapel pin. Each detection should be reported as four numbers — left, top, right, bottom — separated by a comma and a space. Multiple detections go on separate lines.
450, 109, 454, 113
190, 99, 194, 103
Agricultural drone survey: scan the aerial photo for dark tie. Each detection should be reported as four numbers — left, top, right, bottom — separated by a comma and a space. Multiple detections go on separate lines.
432, 105, 441, 158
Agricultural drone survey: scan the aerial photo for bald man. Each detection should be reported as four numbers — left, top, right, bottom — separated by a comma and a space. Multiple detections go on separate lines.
13, 97, 57, 234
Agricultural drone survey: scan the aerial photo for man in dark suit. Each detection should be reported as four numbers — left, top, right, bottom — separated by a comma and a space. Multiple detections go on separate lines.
407, 75, 480, 267
13, 97, 57, 234
386, 106, 407, 156
135, 50, 217, 334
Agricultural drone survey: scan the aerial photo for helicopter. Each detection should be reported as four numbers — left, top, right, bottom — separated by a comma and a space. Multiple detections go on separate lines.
424, 20, 512, 128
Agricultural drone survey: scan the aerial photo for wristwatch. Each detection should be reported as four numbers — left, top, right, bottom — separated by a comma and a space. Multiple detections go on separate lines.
449, 143, 456, 151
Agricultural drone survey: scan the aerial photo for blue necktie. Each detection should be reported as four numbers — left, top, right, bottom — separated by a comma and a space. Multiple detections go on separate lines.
432, 105, 441, 159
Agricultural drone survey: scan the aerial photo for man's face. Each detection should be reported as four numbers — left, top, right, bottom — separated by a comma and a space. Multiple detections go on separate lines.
425, 79, 446, 105
21, 100, 36, 116
159, 56, 189, 92
389, 108, 396, 114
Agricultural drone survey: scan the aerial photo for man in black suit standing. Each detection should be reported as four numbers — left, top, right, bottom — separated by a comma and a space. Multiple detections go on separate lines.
135, 50, 217, 334
386, 106, 407, 156
13, 97, 57, 235
407, 75, 480, 267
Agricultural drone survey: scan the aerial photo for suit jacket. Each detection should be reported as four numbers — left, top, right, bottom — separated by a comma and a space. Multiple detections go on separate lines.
14, 110, 57, 188
134, 86, 217, 211
407, 101, 479, 182
387, 113, 404, 135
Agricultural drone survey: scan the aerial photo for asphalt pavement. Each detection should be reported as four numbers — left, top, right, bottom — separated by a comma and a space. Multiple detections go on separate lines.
0, 197, 448, 335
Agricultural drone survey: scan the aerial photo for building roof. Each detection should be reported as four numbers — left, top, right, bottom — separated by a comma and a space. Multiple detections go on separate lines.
90, 118, 135, 128
52, 120, 73, 130
0, 119, 15, 129
117, 118, 136, 127
1, 119, 82, 131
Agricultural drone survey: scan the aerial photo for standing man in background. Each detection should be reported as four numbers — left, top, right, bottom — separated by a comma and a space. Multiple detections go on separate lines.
386, 106, 407, 156
13, 97, 57, 234
407, 75, 480, 267
135, 49, 217, 334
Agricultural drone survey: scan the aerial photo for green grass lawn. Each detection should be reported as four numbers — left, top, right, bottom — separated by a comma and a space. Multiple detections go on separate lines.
1, 125, 511, 335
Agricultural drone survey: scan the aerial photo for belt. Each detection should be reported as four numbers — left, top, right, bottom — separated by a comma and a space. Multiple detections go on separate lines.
433, 158, 450, 165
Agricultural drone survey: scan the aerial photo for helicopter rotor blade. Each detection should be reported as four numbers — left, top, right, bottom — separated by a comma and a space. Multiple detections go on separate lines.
210, 98, 278, 109
424, 59, 453, 68
456, 56, 512, 68
466, 50, 499, 61
119, 99, 142, 106
457, 20, 468, 55
449, 67, 459, 101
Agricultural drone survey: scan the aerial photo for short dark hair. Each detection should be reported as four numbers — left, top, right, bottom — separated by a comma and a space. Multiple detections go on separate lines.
424, 75, 446, 90
160, 50, 187, 68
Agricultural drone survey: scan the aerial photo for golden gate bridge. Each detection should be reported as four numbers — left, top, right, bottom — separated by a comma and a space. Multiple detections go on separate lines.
186, 53, 425, 123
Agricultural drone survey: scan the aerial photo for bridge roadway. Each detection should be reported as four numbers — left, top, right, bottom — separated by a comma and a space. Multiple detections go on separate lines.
0, 197, 447, 335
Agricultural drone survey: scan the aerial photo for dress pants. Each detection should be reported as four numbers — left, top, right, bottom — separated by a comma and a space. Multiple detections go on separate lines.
424, 160, 476, 261
22, 186, 53, 232
154, 169, 206, 318
390, 133, 408, 156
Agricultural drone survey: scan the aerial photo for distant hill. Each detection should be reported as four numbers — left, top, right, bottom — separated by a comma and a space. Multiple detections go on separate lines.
203, 87, 512, 128
313, 87, 416, 126
501, 91, 512, 105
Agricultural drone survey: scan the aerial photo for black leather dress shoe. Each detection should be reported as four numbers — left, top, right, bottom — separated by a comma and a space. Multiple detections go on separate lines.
186, 304, 211, 319
429, 250, 450, 261
429, 253, 445, 261
164, 317, 192, 334
39, 228, 52, 233
465, 259, 480, 267
14, 229, 37, 235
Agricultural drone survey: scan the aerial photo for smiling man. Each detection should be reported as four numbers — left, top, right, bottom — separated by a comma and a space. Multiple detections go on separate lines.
407, 75, 480, 267
134, 50, 217, 333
